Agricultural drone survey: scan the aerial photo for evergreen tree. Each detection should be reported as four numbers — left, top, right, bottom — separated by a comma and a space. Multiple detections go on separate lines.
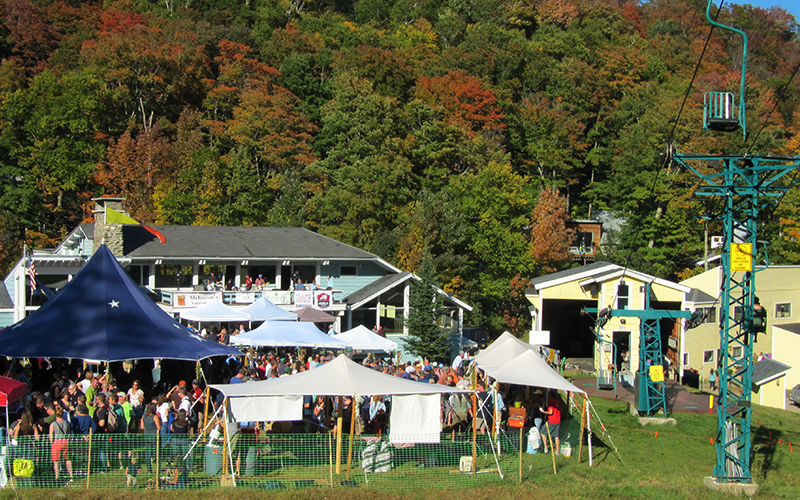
403, 253, 450, 363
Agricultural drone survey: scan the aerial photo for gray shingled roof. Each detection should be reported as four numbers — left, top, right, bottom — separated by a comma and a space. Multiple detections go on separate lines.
529, 261, 617, 288
686, 288, 717, 303
752, 358, 791, 386
342, 272, 412, 305
120, 225, 378, 261
81, 222, 94, 240
0, 284, 13, 309
774, 323, 800, 335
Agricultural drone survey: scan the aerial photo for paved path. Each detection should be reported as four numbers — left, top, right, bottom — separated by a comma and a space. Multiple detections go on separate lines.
572, 377, 715, 415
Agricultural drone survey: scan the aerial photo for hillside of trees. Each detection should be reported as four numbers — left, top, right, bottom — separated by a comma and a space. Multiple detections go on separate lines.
1, 0, 798, 337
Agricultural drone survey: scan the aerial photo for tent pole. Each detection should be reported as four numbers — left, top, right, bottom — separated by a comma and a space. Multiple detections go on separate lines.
545, 421, 557, 475
224, 402, 237, 488
86, 428, 93, 489
578, 394, 587, 463
587, 398, 594, 467
519, 426, 523, 483
221, 399, 228, 478
346, 394, 356, 480
155, 427, 160, 490
471, 392, 477, 475
335, 396, 343, 474
203, 386, 210, 436
328, 426, 333, 487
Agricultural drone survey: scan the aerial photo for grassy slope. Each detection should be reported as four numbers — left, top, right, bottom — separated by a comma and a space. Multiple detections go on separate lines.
4, 397, 800, 499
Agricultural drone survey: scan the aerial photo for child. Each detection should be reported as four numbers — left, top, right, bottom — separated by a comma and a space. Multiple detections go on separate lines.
125, 452, 140, 488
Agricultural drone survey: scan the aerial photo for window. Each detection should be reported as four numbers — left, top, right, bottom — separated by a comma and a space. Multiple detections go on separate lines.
776, 303, 792, 319
697, 306, 716, 324
682, 353, 689, 366
617, 281, 630, 310
339, 265, 358, 277
703, 350, 715, 364
731, 346, 743, 358
733, 305, 743, 322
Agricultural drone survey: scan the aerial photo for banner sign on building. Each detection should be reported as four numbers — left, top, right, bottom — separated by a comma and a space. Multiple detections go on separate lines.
315, 292, 333, 310
173, 292, 222, 309
294, 291, 314, 307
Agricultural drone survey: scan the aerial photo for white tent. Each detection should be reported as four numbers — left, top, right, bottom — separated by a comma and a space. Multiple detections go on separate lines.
179, 300, 250, 322
472, 334, 536, 371
487, 350, 584, 394
241, 296, 298, 321
231, 320, 346, 348
331, 325, 398, 351
212, 354, 472, 443
473, 333, 584, 393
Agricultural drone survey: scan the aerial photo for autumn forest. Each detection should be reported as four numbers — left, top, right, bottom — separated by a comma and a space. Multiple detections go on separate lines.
1, 0, 799, 336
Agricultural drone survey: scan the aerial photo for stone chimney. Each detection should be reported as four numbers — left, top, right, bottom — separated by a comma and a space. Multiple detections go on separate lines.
92, 197, 126, 255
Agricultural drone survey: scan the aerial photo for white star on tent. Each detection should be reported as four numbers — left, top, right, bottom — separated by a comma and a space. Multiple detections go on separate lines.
109, 300, 120, 308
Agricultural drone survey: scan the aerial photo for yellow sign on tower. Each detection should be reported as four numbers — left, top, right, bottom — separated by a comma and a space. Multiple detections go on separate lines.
730, 242, 753, 272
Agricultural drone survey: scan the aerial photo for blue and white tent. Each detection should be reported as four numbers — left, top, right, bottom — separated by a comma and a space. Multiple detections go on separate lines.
0, 245, 242, 362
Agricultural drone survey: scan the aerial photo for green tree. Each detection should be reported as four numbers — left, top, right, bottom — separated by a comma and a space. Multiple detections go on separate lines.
403, 253, 450, 363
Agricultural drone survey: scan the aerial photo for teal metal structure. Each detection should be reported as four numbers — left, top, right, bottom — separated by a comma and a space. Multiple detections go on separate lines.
670, 0, 800, 482
672, 154, 798, 481
586, 288, 691, 417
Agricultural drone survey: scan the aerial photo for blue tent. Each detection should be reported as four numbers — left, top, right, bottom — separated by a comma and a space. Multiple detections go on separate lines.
0, 245, 242, 362
231, 321, 345, 349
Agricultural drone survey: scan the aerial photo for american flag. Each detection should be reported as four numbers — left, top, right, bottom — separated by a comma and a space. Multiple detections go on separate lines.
27, 258, 36, 292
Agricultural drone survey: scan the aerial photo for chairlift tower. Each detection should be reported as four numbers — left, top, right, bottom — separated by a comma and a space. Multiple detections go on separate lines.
671, 0, 800, 485
587, 284, 692, 417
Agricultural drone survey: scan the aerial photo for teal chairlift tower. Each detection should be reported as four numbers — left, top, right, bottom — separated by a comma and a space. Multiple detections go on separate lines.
672, 0, 800, 485
587, 284, 692, 417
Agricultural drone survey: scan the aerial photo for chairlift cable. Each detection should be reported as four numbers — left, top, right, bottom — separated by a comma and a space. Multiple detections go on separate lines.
746, 58, 800, 154
613, 2, 726, 294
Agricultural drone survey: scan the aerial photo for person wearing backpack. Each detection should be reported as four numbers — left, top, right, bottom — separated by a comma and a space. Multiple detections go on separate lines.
108, 393, 127, 433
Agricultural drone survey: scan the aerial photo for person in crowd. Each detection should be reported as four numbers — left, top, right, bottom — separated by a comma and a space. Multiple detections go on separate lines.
93, 394, 111, 470
77, 370, 93, 393
170, 409, 192, 472
295, 279, 306, 291
156, 394, 171, 436
72, 404, 96, 435
51, 370, 72, 401
219, 328, 230, 345
125, 453, 140, 488
326, 275, 335, 290
12, 409, 40, 466
473, 383, 492, 435
118, 392, 134, 432
127, 380, 145, 424
368, 395, 387, 435
66, 383, 83, 412
140, 403, 161, 472
229, 367, 246, 384
48, 402, 73, 483
540, 390, 562, 455
309, 396, 326, 433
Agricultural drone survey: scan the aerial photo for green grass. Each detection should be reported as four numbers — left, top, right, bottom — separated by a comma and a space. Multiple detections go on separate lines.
5, 397, 800, 499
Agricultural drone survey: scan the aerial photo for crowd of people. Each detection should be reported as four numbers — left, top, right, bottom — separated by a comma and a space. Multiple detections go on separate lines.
1, 346, 566, 486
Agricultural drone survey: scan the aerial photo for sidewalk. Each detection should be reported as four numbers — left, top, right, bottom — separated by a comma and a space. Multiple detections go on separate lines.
572, 377, 714, 415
